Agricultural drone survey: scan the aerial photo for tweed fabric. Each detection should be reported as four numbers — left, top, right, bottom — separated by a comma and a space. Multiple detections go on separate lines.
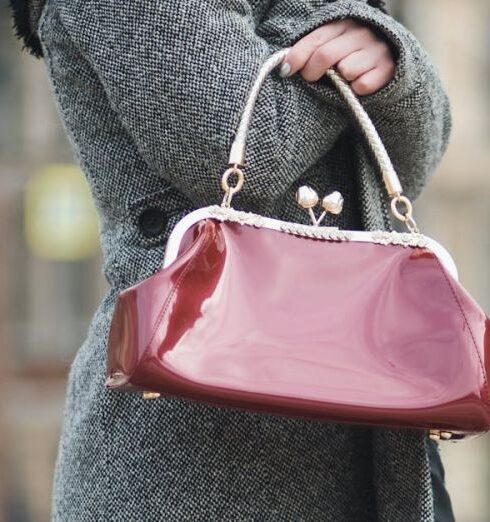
35, 0, 452, 520
8, 0, 388, 58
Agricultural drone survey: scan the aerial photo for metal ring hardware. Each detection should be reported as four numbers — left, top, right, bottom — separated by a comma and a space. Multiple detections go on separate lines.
221, 165, 245, 207
391, 195, 420, 233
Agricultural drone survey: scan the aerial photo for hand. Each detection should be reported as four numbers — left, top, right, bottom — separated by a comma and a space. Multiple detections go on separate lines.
280, 19, 396, 95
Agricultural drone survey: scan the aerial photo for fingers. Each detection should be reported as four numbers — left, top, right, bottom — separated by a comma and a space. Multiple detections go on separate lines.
336, 44, 387, 82
279, 18, 396, 96
350, 61, 396, 95
299, 27, 377, 82
283, 20, 354, 77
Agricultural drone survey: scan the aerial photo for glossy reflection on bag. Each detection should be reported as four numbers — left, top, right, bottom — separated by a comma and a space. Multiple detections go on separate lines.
105, 48, 490, 442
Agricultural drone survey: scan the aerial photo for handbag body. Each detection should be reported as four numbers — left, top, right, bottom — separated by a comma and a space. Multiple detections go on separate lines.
106, 49, 490, 441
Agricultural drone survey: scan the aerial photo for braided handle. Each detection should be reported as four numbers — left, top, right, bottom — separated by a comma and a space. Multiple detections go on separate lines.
223, 47, 417, 231
228, 47, 403, 196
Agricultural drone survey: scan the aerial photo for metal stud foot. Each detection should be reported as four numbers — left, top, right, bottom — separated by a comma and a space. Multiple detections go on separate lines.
142, 391, 161, 400
429, 429, 454, 441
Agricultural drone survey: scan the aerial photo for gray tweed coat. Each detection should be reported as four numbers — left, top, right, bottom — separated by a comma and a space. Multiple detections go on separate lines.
30, 0, 453, 519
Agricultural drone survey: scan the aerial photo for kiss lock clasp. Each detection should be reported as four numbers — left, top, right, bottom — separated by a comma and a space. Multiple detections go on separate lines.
296, 186, 344, 226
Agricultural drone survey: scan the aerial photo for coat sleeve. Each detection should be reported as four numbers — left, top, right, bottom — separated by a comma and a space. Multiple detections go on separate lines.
257, 0, 452, 202
52, 0, 451, 212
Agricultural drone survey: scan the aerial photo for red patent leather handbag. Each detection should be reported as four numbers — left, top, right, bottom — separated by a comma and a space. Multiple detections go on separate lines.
105, 48, 490, 442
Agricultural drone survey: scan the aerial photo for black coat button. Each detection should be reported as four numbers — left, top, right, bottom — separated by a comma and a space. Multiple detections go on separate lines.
138, 207, 167, 237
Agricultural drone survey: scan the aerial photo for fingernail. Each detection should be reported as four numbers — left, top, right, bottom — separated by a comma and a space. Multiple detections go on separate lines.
279, 62, 291, 78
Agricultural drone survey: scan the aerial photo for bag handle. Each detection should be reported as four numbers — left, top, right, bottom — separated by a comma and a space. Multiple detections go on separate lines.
221, 48, 419, 233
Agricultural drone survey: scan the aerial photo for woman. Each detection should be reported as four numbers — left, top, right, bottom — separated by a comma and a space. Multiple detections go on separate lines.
11, 0, 455, 520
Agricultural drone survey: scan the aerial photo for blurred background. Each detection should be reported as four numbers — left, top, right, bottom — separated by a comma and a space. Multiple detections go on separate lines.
1, 0, 489, 520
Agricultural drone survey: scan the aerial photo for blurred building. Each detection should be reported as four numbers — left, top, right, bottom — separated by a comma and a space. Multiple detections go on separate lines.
391, 1, 490, 521
0, 5, 106, 521
0, 1, 489, 520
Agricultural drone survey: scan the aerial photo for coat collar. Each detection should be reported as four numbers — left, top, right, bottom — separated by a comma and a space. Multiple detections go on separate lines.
9, 0, 46, 58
